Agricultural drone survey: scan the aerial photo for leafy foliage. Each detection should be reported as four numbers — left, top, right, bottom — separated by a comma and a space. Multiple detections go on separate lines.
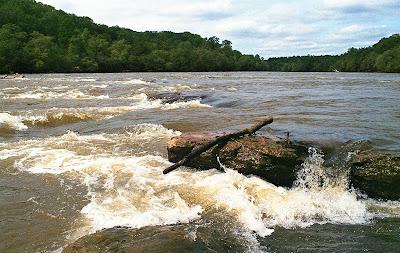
0, 0, 266, 73
0, 0, 398, 73
265, 34, 400, 73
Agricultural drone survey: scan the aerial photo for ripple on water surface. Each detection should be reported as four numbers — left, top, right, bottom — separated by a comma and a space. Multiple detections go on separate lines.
0, 72, 399, 252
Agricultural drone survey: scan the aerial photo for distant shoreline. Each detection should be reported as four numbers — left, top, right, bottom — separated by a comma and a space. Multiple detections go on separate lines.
3, 71, 400, 76
1, 1, 398, 74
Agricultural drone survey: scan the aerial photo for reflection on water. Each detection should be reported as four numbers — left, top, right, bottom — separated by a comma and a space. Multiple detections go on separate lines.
0, 72, 399, 252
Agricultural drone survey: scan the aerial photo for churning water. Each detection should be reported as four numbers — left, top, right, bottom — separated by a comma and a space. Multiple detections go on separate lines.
0, 72, 399, 252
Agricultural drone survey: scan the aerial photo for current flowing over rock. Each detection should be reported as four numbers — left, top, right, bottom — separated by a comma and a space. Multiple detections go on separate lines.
163, 116, 274, 174
165, 125, 400, 200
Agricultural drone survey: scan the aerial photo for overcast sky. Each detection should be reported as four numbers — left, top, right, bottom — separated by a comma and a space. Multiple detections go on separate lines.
38, 0, 399, 58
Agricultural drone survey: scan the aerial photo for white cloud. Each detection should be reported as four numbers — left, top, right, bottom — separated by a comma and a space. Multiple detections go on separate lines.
38, 0, 400, 57
323, 0, 398, 8
339, 24, 364, 34
331, 24, 388, 45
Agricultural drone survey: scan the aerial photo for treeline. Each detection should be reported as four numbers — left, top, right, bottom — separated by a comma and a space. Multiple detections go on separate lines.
0, 0, 399, 73
265, 34, 400, 73
0, 0, 266, 73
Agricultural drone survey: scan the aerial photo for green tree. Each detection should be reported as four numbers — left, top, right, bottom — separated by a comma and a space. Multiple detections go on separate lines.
375, 46, 400, 72
23, 31, 60, 72
0, 24, 27, 73
3, 0, 399, 73
110, 39, 130, 71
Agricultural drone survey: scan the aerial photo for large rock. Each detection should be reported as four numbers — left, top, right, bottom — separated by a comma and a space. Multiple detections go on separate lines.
167, 132, 308, 187
323, 140, 400, 200
350, 150, 400, 200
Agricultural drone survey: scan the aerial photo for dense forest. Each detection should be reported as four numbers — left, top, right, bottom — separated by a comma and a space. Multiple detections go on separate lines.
0, 0, 399, 73
0, 0, 266, 73
265, 34, 400, 73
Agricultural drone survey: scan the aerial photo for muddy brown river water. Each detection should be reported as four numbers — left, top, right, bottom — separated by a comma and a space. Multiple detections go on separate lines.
0, 72, 399, 252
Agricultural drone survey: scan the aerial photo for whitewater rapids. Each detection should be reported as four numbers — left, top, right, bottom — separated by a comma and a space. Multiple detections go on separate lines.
1, 72, 399, 252
1, 124, 398, 243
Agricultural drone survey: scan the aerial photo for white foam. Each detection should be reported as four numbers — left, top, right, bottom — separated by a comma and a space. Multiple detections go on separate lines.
1, 128, 201, 233
1, 87, 23, 91
78, 78, 97, 82
80, 156, 203, 232
0, 125, 180, 159
227, 87, 238, 91
114, 79, 151, 85
53, 85, 70, 90
125, 93, 148, 100
157, 84, 193, 92
42, 77, 96, 82
125, 123, 181, 139
1, 89, 109, 100
0, 113, 28, 132
21, 111, 114, 126
161, 100, 212, 110
3, 131, 392, 239
91, 84, 109, 89
100, 94, 210, 111
14, 97, 210, 127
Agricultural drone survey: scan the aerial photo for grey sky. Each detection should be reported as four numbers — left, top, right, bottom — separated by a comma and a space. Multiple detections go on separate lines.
38, 0, 399, 57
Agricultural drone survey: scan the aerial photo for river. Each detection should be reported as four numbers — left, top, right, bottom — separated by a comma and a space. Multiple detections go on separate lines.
1, 72, 399, 252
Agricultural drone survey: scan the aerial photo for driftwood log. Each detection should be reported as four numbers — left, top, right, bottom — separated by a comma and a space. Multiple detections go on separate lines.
163, 116, 273, 174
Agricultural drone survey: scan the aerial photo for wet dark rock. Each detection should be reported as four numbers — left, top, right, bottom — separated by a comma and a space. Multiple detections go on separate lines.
148, 92, 206, 104
0, 73, 25, 79
320, 140, 400, 200
349, 150, 400, 200
62, 224, 247, 253
322, 140, 373, 170
167, 132, 309, 187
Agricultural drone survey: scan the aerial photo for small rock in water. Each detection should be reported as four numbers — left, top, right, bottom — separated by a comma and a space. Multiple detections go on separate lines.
0, 73, 25, 79
148, 92, 206, 104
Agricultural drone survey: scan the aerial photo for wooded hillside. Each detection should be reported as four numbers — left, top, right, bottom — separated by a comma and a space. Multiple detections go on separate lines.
265, 34, 400, 73
0, 0, 266, 73
0, 0, 398, 73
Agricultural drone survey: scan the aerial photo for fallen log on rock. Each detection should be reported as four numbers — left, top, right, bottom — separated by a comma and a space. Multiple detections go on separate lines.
163, 116, 273, 174
164, 116, 309, 187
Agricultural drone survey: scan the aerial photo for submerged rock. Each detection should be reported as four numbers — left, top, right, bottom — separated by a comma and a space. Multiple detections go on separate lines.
350, 150, 400, 200
167, 132, 309, 187
62, 224, 247, 253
